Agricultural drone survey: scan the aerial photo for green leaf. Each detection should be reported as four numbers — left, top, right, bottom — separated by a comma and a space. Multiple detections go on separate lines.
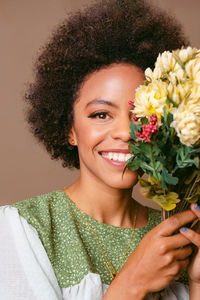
151, 193, 179, 211
161, 107, 174, 131
126, 158, 140, 171
166, 98, 170, 107
168, 112, 174, 124
176, 145, 200, 169
167, 98, 178, 108
130, 122, 141, 140
161, 179, 167, 190
140, 117, 149, 125
162, 168, 179, 185
155, 156, 166, 165
139, 161, 154, 172
163, 106, 167, 123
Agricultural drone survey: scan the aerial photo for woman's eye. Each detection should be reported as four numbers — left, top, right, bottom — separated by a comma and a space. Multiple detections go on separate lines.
88, 112, 109, 119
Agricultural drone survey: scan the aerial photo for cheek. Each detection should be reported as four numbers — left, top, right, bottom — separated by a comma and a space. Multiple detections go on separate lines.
75, 124, 109, 146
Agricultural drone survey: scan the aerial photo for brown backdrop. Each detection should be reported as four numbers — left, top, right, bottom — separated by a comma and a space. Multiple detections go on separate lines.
1, 0, 200, 206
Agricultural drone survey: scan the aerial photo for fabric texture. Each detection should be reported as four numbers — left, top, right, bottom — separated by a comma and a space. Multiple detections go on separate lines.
11, 190, 165, 287
0, 190, 189, 299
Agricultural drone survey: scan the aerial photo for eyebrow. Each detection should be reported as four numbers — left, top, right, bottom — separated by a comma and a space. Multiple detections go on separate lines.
85, 99, 118, 109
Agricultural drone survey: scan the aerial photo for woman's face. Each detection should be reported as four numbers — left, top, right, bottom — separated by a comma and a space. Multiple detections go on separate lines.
69, 63, 145, 189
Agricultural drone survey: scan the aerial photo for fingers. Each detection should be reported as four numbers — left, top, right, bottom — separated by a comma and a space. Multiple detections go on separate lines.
174, 245, 193, 260
191, 203, 200, 232
180, 227, 200, 248
167, 258, 190, 280
156, 210, 196, 236
166, 233, 192, 249
159, 239, 192, 259
179, 204, 200, 248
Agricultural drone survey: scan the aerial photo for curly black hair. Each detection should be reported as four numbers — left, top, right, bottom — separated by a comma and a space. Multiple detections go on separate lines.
26, 0, 188, 169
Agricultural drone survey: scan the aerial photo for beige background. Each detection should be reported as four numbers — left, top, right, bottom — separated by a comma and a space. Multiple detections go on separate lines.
1, 0, 200, 206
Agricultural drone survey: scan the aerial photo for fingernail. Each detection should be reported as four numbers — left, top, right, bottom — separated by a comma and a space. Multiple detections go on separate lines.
180, 227, 188, 233
194, 203, 200, 211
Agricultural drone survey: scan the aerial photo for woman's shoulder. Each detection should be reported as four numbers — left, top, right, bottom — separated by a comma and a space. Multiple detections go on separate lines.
11, 190, 65, 210
0, 190, 69, 237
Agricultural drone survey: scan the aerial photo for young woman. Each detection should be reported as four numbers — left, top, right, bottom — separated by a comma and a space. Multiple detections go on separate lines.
0, 0, 200, 299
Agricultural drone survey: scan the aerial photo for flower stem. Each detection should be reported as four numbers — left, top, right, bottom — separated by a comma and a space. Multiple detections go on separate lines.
150, 144, 159, 180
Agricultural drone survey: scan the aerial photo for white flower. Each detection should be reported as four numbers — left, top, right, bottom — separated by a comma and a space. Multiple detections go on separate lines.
145, 66, 163, 81
167, 65, 185, 84
178, 47, 193, 62
171, 101, 200, 146
185, 57, 200, 84
145, 68, 154, 81
174, 47, 200, 63
155, 51, 177, 74
168, 81, 192, 105
190, 83, 200, 100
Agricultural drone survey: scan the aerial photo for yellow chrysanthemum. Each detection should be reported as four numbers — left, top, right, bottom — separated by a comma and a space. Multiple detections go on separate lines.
167, 66, 185, 84
145, 66, 162, 81
171, 101, 200, 146
134, 80, 168, 123
155, 51, 176, 73
173, 46, 200, 63
145, 50, 185, 83
185, 57, 200, 84
167, 81, 192, 105
177, 47, 194, 62
190, 82, 200, 100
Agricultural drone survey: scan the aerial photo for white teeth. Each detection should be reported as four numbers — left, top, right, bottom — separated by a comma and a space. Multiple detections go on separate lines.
118, 153, 124, 161
108, 153, 113, 160
101, 152, 133, 162
113, 153, 118, 161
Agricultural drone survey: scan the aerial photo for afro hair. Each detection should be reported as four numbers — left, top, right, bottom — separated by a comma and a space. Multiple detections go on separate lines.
25, 0, 188, 169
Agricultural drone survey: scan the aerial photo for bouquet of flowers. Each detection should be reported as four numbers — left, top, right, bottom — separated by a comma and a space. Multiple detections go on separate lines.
127, 46, 200, 219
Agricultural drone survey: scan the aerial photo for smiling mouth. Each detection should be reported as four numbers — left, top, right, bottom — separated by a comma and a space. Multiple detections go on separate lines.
99, 151, 133, 162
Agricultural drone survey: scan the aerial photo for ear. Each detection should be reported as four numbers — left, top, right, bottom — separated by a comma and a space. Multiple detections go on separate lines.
68, 127, 77, 146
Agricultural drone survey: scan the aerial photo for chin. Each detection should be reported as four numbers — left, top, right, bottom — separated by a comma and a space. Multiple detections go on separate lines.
107, 175, 138, 190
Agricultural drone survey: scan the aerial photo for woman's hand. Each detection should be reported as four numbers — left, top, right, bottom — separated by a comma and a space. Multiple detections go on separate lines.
104, 210, 196, 300
179, 203, 200, 284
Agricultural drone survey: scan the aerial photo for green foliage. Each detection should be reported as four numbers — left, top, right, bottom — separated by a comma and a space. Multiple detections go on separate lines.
161, 168, 178, 190
166, 98, 178, 108
140, 117, 149, 124
128, 108, 200, 212
138, 176, 180, 211
130, 122, 141, 140
175, 146, 200, 170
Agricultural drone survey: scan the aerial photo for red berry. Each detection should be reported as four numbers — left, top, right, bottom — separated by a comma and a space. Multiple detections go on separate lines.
128, 100, 134, 106
153, 125, 158, 132
150, 114, 157, 125
136, 132, 140, 137
142, 131, 146, 137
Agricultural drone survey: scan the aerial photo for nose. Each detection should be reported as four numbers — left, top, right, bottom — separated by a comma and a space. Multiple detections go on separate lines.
111, 113, 131, 142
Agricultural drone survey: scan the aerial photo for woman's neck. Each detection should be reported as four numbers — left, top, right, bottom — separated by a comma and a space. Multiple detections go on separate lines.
64, 176, 148, 228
